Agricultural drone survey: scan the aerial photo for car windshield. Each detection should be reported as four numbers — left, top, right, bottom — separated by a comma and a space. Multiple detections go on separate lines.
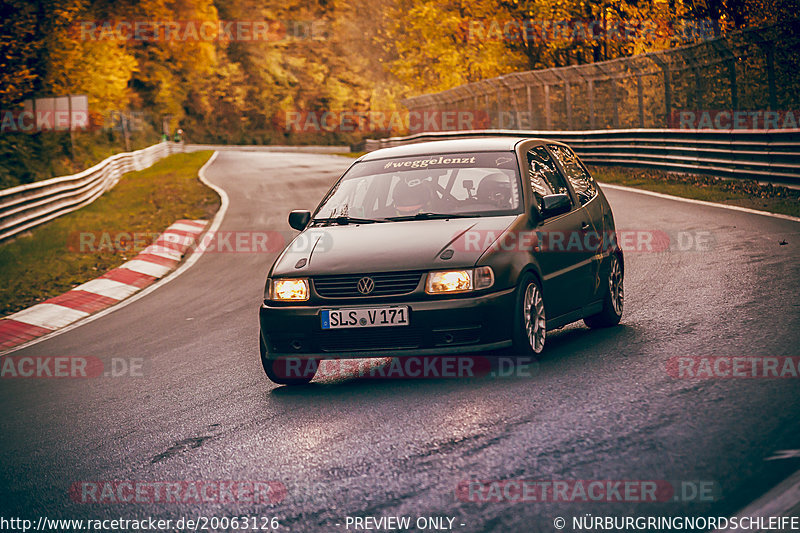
313, 152, 522, 222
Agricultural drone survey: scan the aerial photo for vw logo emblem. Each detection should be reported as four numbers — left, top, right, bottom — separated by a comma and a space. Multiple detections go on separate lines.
356, 277, 375, 295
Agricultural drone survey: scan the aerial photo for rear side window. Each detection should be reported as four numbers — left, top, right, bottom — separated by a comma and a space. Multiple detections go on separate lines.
549, 145, 597, 206
527, 146, 572, 210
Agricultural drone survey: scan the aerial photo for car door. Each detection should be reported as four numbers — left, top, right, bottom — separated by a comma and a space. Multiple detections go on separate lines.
526, 146, 589, 319
547, 144, 604, 306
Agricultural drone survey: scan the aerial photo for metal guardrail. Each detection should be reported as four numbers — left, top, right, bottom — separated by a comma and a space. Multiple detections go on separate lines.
0, 142, 182, 242
361, 129, 800, 187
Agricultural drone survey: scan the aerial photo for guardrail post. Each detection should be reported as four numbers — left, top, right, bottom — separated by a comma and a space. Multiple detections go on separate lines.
544, 85, 552, 130
650, 55, 671, 127
693, 66, 703, 110
495, 84, 502, 128
637, 74, 644, 128
711, 40, 739, 112
526, 85, 534, 129
553, 70, 573, 130
765, 44, 777, 110
565, 80, 573, 130
68, 95, 76, 161
750, 38, 777, 110
611, 78, 620, 128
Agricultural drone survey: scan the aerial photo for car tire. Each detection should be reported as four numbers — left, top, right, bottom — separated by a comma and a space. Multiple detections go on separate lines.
260, 334, 318, 385
584, 253, 624, 329
511, 273, 547, 357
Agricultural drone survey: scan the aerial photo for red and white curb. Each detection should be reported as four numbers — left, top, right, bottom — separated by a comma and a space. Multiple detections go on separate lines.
0, 219, 208, 351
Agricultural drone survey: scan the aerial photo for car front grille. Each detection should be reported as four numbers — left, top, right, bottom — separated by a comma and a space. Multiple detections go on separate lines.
313, 271, 423, 298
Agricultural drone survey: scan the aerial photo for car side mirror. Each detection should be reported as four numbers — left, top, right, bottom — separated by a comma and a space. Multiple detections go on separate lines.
540, 194, 572, 218
288, 210, 311, 231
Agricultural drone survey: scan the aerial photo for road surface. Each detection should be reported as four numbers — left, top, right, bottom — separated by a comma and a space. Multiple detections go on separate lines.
1, 150, 799, 532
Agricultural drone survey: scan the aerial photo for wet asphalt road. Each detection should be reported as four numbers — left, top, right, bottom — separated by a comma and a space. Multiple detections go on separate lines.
1, 150, 799, 532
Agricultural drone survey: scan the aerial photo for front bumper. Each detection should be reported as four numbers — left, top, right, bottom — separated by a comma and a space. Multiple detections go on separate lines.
259, 287, 516, 358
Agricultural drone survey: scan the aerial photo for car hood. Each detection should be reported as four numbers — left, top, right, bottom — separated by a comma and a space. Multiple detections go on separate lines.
271, 216, 519, 277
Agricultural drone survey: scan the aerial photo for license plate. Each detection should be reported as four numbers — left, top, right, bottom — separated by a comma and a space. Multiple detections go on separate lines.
321, 306, 410, 329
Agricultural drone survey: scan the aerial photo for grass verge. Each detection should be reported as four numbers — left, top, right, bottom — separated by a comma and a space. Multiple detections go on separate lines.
0, 151, 219, 316
592, 166, 800, 218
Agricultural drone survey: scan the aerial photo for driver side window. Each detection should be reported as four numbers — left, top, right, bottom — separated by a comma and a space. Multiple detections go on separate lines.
527, 146, 572, 211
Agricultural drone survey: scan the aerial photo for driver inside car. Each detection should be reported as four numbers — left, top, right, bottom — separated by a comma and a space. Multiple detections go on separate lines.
475, 172, 513, 209
391, 175, 435, 215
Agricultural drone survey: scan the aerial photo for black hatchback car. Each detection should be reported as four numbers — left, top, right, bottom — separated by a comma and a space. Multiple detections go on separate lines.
259, 137, 624, 384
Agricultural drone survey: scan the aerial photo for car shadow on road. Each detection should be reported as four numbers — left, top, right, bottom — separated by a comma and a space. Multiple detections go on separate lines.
540, 322, 642, 362
267, 323, 640, 401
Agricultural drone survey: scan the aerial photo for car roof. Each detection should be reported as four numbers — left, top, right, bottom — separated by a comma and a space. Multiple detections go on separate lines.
359, 136, 557, 161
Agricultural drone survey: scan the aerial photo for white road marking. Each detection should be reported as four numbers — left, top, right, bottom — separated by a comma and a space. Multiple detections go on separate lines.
766, 449, 800, 461
6, 304, 89, 330
600, 183, 800, 223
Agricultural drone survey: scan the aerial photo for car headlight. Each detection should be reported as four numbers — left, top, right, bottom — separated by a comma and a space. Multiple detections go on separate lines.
270, 278, 309, 301
425, 267, 494, 294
